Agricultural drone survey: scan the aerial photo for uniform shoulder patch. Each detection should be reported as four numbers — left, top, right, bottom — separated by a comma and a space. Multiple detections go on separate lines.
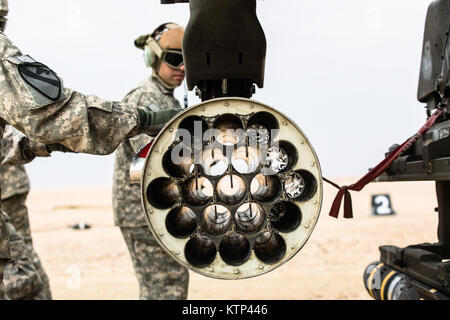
17, 55, 62, 101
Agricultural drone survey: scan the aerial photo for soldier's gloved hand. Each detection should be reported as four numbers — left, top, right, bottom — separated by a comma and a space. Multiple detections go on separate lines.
136, 107, 181, 136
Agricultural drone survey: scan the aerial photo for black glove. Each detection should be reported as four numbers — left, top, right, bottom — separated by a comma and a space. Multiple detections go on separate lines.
136, 107, 181, 136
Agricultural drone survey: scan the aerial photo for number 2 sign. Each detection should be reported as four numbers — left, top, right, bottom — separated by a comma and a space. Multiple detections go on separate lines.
371, 194, 395, 216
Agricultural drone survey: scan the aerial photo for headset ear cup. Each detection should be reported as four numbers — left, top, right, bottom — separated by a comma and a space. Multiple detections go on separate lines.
144, 45, 155, 68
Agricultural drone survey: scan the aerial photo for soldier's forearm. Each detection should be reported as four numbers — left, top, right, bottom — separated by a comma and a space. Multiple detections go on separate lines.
0, 33, 180, 156
0, 33, 141, 155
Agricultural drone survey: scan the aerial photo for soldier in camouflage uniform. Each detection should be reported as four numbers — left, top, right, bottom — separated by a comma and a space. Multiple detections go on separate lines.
0, 0, 43, 300
113, 23, 189, 300
0, 4, 181, 298
1, 125, 52, 299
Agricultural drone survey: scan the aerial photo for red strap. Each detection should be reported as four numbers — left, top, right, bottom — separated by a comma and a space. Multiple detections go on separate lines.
138, 139, 154, 158
325, 109, 443, 219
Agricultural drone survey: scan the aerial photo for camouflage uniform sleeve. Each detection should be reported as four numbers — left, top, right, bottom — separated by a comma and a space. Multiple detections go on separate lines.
1, 125, 50, 165
123, 89, 158, 152
0, 213, 7, 260
0, 213, 8, 299
0, 33, 140, 155
2, 212, 42, 300
0, 164, 29, 200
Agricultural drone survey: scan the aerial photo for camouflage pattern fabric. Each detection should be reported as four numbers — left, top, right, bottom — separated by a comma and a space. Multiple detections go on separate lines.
0, 163, 29, 200
1, 211, 42, 300
0, 33, 140, 156
0, 216, 7, 299
0, 0, 7, 15
2, 193, 52, 299
120, 227, 189, 300
0, 123, 8, 299
0, 32, 143, 298
113, 76, 188, 299
1, 125, 51, 166
1, 126, 52, 299
0, 0, 8, 34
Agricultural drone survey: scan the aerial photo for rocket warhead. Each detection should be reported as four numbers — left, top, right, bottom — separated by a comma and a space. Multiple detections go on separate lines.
0, 0, 8, 32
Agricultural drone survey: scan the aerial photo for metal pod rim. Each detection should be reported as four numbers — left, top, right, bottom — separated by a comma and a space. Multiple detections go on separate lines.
139, 97, 323, 280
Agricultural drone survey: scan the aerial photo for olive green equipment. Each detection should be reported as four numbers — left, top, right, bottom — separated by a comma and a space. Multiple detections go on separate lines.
137, 107, 181, 136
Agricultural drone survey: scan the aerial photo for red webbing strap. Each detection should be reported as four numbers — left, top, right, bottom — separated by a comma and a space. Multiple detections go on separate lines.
325, 108, 443, 219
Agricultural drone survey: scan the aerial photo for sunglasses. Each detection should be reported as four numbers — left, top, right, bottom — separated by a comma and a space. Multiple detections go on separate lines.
161, 50, 184, 69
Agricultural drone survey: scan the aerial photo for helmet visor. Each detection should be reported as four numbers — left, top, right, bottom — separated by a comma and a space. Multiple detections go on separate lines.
162, 50, 183, 69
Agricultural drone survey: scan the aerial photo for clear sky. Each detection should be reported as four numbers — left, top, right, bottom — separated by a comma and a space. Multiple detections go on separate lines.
6, 0, 432, 187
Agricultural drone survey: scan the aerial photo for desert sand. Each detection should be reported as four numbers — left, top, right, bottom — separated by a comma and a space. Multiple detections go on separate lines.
24, 178, 439, 300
